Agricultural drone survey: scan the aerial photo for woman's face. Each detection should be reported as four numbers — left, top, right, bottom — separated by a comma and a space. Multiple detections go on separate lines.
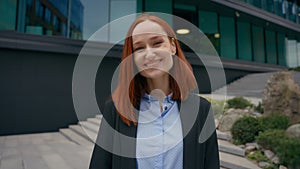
132, 20, 176, 79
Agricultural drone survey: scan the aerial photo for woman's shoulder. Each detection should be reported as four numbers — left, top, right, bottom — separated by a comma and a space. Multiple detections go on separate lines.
188, 92, 211, 107
101, 98, 117, 125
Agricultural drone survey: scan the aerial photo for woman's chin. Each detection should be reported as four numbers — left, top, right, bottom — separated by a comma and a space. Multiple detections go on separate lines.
141, 68, 169, 79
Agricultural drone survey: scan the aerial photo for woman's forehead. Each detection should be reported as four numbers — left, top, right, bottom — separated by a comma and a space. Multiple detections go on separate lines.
132, 20, 168, 37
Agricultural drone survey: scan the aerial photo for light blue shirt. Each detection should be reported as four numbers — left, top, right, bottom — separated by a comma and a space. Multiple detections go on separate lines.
136, 93, 183, 169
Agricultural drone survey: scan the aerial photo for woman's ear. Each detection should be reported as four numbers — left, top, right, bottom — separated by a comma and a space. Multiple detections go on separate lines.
171, 38, 176, 55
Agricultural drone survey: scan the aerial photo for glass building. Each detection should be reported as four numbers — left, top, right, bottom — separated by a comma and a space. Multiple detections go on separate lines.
0, 0, 83, 39
1, 0, 300, 67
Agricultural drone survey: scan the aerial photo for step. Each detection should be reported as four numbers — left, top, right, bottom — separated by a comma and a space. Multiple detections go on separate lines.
220, 151, 261, 169
218, 139, 245, 157
95, 114, 103, 119
79, 121, 100, 133
59, 128, 93, 147
69, 125, 97, 143
87, 118, 101, 125
217, 130, 231, 141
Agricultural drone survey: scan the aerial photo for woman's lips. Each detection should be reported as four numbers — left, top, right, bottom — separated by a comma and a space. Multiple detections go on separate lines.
144, 59, 163, 68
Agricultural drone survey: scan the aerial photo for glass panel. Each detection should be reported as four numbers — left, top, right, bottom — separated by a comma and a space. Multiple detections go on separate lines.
282, 0, 289, 19
252, 25, 265, 63
198, 10, 220, 54
0, 0, 17, 30
277, 33, 287, 66
219, 16, 236, 59
252, 0, 262, 8
274, 0, 284, 17
48, 0, 68, 17
266, 0, 274, 13
81, 0, 109, 40
45, 8, 51, 24
145, 0, 172, 13
265, 30, 277, 64
286, 39, 297, 67
237, 22, 252, 61
109, 0, 137, 43
288, 1, 297, 22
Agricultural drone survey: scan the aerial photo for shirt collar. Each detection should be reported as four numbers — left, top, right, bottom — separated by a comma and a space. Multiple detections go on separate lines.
142, 92, 173, 103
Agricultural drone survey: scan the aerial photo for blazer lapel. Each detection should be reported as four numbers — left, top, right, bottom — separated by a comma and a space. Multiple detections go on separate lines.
179, 93, 200, 169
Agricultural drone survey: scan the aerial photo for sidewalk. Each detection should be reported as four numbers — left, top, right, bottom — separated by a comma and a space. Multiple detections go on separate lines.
0, 115, 261, 169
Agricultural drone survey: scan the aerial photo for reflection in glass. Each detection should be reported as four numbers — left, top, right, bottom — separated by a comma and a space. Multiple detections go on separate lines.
252, 25, 265, 63
265, 30, 277, 64
277, 33, 287, 66
237, 22, 252, 61
287, 39, 298, 67
220, 16, 236, 59
198, 10, 220, 55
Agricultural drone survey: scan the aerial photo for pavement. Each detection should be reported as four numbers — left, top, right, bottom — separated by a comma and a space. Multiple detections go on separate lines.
0, 115, 261, 169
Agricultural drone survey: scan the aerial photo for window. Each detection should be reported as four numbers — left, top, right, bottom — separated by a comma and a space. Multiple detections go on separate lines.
237, 22, 252, 61
219, 16, 236, 59
0, 0, 17, 30
287, 39, 298, 67
109, 0, 137, 43
274, 0, 284, 17
277, 33, 287, 66
252, 25, 265, 63
198, 10, 220, 54
265, 30, 277, 64
44, 8, 51, 24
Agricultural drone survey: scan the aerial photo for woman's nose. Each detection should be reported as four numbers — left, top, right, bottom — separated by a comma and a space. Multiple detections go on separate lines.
145, 47, 155, 59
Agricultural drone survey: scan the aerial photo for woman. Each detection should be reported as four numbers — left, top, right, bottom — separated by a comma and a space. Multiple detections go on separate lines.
89, 14, 219, 169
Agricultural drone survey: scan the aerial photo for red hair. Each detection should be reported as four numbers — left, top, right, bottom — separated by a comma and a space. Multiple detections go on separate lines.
112, 14, 197, 126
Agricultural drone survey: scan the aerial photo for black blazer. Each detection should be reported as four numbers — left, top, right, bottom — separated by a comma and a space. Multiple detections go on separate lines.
89, 93, 220, 169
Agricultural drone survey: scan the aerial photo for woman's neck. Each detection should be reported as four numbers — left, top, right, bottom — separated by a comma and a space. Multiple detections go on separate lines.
146, 74, 170, 96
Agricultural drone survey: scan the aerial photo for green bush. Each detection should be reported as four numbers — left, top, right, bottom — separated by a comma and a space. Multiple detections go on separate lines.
254, 101, 264, 114
256, 130, 300, 168
288, 66, 300, 72
247, 150, 268, 162
226, 97, 253, 109
259, 114, 290, 131
248, 150, 279, 169
275, 137, 300, 169
231, 116, 262, 144
256, 130, 285, 151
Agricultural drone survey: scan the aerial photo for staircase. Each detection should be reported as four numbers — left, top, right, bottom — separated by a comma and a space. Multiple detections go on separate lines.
59, 115, 261, 169
213, 71, 300, 99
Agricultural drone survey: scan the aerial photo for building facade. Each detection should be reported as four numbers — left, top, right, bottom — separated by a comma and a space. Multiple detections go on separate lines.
0, 0, 83, 39
1, 0, 300, 67
102, 0, 300, 68
0, 0, 299, 135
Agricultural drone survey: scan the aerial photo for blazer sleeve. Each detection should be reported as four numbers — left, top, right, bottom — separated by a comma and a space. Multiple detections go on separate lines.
202, 98, 220, 168
89, 101, 115, 169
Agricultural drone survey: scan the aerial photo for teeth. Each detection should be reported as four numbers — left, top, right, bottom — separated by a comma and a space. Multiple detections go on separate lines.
145, 60, 161, 67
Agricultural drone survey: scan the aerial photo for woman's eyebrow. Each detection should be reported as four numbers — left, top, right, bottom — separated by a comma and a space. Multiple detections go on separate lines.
133, 35, 165, 45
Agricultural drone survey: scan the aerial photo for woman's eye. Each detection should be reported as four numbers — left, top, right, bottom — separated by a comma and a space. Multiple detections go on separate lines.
153, 41, 162, 46
134, 47, 144, 52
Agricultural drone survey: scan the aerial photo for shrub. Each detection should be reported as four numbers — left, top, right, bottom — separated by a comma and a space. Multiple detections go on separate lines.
231, 116, 262, 144
256, 130, 300, 168
226, 97, 253, 109
256, 130, 285, 151
259, 114, 290, 131
275, 137, 300, 169
254, 101, 264, 114
247, 150, 268, 162
288, 66, 300, 72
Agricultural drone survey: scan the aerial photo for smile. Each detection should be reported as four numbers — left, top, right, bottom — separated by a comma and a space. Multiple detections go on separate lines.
144, 59, 163, 68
